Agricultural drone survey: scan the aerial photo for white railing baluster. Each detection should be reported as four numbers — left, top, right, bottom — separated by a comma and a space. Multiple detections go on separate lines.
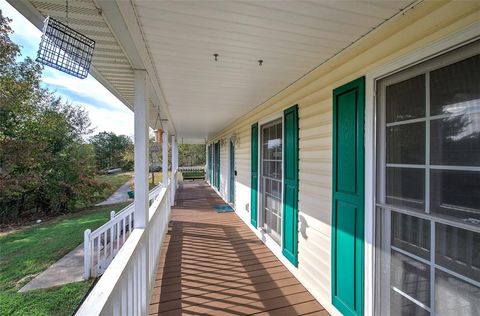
77, 177, 174, 315
83, 229, 91, 279
121, 277, 127, 316
83, 186, 162, 279
116, 220, 120, 253
95, 236, 100, 276
110, 227, 114, 258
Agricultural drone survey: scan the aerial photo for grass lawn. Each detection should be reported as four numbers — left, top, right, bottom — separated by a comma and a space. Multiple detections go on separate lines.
148, 171, 163, 190
0, 202, 129, 316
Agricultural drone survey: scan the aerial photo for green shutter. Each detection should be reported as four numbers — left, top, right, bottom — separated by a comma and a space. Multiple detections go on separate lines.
209, 144, 213, 184
250, 123, 258, 227
331, 77, 365, 316
215, 141, 220, 189
282, 105, 299, 267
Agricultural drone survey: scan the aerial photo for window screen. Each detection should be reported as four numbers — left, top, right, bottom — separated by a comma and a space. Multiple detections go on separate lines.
375, 41, 480, 316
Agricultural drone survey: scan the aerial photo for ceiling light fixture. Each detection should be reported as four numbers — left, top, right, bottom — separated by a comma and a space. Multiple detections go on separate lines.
213, 53, 219, 61
258, 59, 263, 66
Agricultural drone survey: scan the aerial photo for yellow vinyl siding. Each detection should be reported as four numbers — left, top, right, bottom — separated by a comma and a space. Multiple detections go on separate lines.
207, 1, 480, 314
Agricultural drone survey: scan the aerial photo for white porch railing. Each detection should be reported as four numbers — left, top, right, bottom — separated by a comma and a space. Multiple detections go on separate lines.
76, 172, 177, 316
83, 185, 163, 279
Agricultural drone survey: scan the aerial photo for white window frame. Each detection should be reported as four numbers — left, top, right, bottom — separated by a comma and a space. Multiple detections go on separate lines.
257, 112, 285, 247
364, 23, 480, 316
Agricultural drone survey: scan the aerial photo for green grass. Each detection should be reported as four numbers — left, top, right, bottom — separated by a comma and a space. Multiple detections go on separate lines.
0, 281, 93, 316
148, 171, 163, 190
0, 202, 129, 315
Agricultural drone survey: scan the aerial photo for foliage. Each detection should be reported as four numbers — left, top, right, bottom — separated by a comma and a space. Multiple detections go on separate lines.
0, 11, 102, 223
90, 131, 134, 171
178, 144, 206, 166
0, 203, 128, 315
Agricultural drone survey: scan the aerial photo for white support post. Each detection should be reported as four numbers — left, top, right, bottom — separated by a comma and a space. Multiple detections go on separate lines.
134, 70, 149, 229
83, 229, 91, 280
170, 136, 176, 206
133, 70, 150, 313
162, 129, 169, 187
175, 141, 179, 173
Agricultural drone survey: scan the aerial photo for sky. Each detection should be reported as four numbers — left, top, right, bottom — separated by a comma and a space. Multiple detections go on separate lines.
0, 0, 134, 137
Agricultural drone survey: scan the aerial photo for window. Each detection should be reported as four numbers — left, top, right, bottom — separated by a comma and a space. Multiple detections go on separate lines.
260, 119, 283, 244
376, 42, 480, 316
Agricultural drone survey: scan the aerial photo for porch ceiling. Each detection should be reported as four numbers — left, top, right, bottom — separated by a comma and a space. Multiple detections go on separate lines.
135, 0, 414, 140
11, 0, 415, 142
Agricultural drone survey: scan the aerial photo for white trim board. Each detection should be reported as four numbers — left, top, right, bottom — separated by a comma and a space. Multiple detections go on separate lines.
363, 21, 480, 316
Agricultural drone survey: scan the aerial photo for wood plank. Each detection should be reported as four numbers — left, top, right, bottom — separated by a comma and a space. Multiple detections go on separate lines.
149, 181, 327, 315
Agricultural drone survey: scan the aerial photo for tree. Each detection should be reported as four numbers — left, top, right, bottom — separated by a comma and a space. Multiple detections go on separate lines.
0, 11, 101, 223
178, 144, 206, 166
90, 132, 134, 171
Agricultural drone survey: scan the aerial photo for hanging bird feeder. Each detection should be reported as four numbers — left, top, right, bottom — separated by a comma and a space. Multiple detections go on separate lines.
155, 129, 164, 145
36, 1, 95, 79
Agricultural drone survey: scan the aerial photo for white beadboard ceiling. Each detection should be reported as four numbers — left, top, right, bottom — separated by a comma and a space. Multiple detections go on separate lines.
12, 0, 415, 142
135, 0, 414, 140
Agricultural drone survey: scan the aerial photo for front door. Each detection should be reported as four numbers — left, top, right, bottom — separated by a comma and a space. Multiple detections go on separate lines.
260, 119, 283, 244
229, 140, 235, 204
332, 77, 365, 316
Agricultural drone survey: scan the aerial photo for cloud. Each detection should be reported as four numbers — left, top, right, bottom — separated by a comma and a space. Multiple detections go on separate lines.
41, 68, 127, 111
81, 102, 134, 137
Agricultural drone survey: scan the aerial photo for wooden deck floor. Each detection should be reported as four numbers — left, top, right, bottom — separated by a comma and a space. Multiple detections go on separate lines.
149, 181, 328, 316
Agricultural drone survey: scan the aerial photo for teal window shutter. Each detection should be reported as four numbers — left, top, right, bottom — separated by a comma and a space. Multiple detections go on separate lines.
208, 144, 213, 184
215, 141, 220, 189
331, 77, 365, 316
250, 123, 258, 227
282, 105, 299, 267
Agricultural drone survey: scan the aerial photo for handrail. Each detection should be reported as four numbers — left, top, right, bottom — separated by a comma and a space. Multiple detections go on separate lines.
77, 172, 178, 315
83, 185, 163, 279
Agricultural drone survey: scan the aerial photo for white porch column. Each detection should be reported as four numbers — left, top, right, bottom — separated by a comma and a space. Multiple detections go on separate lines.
175, 141, 179, 172
170, 135, 176, 205
134, 70, 149, 229
162, 129, 169, 187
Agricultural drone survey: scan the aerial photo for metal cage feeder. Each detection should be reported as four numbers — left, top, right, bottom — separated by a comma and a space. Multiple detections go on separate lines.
36, 17, 95, 79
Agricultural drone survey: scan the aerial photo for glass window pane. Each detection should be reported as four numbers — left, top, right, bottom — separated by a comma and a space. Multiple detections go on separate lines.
390, 290, 430, 316
430, 54, 480, 116
387, 167, 425, 211
435, 269, 480, 316
386, 74, 425, 123
391, 250, 430, 307
430, 113, 480, 166
430, 170, 480, 222
261, 119, 282, 244
387, 122, 425, 164
436, 223, 480, 282
392, 212, 430, 260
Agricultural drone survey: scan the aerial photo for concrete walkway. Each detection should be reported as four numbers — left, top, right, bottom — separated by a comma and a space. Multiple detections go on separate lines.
19, 244, 84, 292
19, 182, 135, 292
96, 181, 132, 206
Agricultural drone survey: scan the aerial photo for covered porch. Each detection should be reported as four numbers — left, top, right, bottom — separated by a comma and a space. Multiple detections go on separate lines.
8, 1, 480, 315
149, 181, 327, 315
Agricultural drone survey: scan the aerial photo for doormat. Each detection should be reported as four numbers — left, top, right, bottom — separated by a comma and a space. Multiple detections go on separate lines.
214, 204, 234, 213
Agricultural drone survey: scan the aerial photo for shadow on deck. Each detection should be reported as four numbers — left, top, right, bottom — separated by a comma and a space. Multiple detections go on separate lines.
149, 181, 328, 315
